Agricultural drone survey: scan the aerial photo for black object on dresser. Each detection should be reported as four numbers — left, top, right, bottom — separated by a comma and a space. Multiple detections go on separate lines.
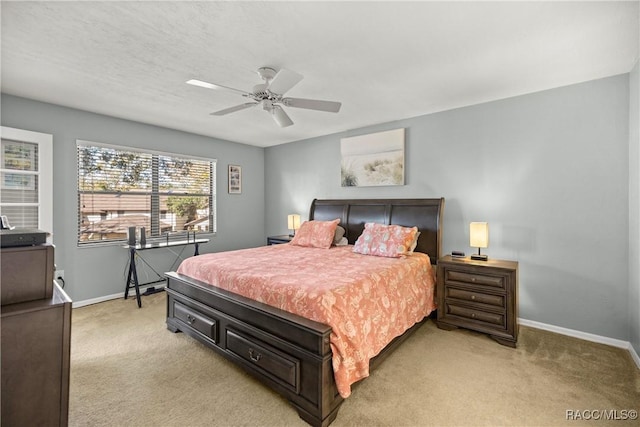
0, 228, 47, 247
1, 243, 72, 426
267, 234, 293, 245
437, 255, 519, 347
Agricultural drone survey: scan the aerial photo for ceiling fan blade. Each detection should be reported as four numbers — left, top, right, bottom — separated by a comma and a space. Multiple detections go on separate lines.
271, 106, 294, 127
282, 97, 342, 113
210, 102, 258, 116
267, 69, 303, 95
187, 79, 251, 96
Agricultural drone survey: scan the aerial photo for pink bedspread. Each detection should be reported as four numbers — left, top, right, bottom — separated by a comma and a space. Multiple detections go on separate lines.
177, 244, 436, 398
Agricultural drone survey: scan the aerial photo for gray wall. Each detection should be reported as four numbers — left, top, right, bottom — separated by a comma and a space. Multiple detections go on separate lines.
265, 75, 631, 341
630, 59, 640, 355
1, 94, 265, 302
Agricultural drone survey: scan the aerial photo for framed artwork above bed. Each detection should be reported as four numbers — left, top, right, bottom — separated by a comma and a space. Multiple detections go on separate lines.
340, 128, 405, 187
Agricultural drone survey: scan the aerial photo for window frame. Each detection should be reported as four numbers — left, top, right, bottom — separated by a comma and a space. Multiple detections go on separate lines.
76, 140, 216, 247
0, 126, 53, 242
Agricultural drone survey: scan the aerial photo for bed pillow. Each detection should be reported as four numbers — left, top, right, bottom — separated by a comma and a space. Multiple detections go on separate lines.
290, 219, 340, 249
353, 223, 419, 258
335, 236, 349, 246
333, 225, 346, 245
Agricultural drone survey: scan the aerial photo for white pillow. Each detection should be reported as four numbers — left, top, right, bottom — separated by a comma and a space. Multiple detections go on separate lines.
408, 231, 421, 253
335, 236, 349, 246
333, 225, 346, 245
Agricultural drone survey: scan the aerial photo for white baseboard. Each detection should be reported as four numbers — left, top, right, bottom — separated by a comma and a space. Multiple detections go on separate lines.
630, 343, 640, 368
72, 283, 165, 308
520, 318, 640, 370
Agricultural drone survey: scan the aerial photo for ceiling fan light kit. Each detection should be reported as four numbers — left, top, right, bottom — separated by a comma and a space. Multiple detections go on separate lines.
187, 66, 342, 128
271, 105, 294, 128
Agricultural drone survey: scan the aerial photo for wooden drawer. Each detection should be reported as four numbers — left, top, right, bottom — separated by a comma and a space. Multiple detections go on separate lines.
446, 287, 505, 308
445, 270, 506, 290
173, 301, 218, 343
1, 244, 54, 306
226, 329, 300, 393
445, 303, 506, 328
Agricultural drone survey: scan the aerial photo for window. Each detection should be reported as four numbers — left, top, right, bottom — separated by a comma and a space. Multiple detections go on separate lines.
0, 127, 53, 239
77, 141, 216, 245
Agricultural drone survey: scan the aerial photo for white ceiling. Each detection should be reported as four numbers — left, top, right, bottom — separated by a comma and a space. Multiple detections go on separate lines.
1, 1, 638, 148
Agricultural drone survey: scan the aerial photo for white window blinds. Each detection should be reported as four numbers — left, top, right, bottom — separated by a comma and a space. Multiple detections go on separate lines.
77, 141, 216, 245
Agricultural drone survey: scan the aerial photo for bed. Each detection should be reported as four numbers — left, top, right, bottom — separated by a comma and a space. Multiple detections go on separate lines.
165, 198, 444, 426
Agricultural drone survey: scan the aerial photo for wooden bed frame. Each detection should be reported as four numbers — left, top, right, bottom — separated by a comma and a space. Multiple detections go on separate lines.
165, 198, 444, 426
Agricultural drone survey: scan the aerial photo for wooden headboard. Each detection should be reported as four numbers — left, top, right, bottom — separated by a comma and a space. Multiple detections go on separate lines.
310, 198, 445, 264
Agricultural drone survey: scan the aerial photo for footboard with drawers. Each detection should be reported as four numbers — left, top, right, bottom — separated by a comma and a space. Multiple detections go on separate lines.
165, 272, 342, 426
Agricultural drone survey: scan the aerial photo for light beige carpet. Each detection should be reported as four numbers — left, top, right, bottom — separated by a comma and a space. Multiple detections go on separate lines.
69, 292, 640, 426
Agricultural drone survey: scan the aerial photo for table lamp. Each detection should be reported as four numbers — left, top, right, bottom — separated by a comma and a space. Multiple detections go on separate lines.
470, 222, 489, 261
288, 214, 301, 237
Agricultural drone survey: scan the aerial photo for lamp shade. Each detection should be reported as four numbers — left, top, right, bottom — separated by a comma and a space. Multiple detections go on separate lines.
287, 214, 301, 230
470, 222, 489, 248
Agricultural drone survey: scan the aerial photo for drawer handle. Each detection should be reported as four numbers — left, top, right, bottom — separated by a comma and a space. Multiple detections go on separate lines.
248, 348, 262, 362
471, 313, 476, 318
186, 314, 197, 325
471, 277, 476, 282
471, 295, 476, 300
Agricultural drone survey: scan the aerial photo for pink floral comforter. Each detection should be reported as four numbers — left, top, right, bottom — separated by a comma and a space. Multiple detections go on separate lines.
177, 244, 436, 398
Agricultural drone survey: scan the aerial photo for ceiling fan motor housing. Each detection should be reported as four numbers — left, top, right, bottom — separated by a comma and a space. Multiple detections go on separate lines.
252, 83, 271, 99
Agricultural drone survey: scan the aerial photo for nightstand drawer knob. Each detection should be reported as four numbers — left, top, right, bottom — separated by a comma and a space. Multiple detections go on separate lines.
471, 295, 476, 300
471, 313, 476, 318
471, 277, 476, 282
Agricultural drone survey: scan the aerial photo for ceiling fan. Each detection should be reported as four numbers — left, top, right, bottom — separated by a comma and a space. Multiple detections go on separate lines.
187, 67, 342, 128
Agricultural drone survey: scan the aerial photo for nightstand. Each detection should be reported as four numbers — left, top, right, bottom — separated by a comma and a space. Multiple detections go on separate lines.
267, 235, 293, 245
436, 255, 519, 347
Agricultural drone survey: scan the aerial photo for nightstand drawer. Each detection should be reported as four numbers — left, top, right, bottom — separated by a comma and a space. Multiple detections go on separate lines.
446, 288, 505, 307
446, 270, 505, 289
446, 303, 505, 327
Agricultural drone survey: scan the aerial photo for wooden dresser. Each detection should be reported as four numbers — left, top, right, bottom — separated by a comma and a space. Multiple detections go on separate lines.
436, 255, 519, 347
1, 243, 72, 426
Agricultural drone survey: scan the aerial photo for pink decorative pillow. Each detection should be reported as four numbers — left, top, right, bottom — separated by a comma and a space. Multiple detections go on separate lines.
290, 219, 340, 249
353, 223, 419, 258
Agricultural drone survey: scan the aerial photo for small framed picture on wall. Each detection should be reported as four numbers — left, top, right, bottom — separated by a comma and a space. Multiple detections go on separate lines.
228, 164, 242, 194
